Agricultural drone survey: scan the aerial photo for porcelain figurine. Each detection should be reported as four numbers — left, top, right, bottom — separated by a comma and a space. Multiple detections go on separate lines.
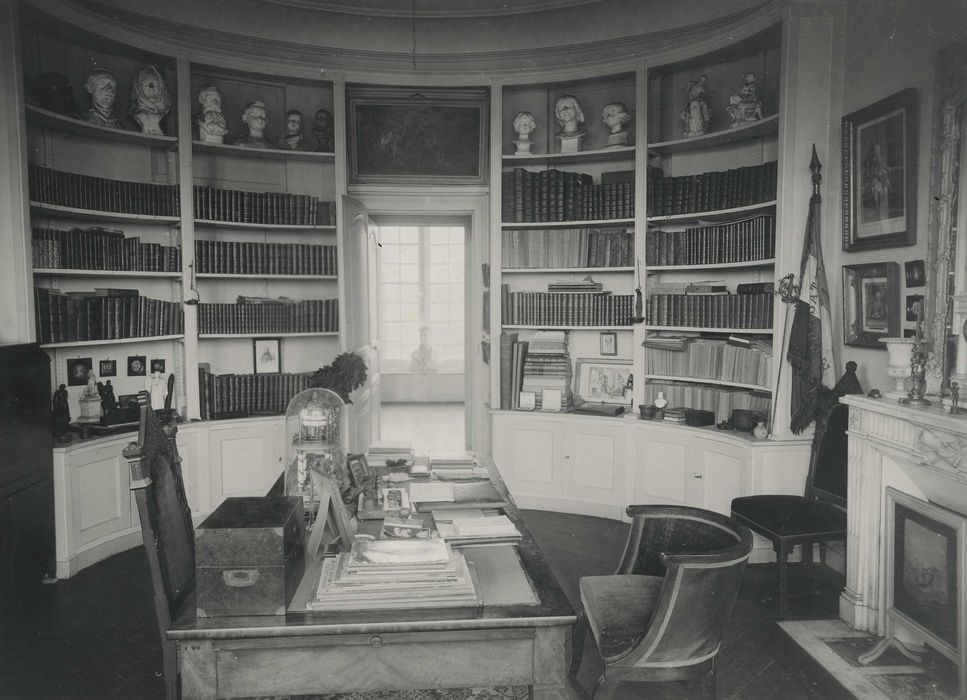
282, 109, 304, 150
83, 67, 122, 129
129, 65, 170, 135
194, 85, 228, 144
680, 74, 710, 137
512, 111, 536, 155
234, 99, 275, 149
554, 94, 585, 154
727, 71, 763, 127
601, 101, 631, 147
145, 371, 168, 410
313, 108, 334, 152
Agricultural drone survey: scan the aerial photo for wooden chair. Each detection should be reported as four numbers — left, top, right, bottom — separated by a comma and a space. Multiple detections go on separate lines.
125, 393, 194, 700
568, 505, 754, 699
730, 362, 862, 619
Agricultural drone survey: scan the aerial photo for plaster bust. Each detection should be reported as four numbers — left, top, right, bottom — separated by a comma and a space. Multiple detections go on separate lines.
234, 99, 275, 149
282, 109, 304, 150
194, 85, 228, 144
84, 67, 121, 129
601, 101, 631, 146
313, 108, 334, 152
554, 94, 585, 137
129, 65, 170, 136
512, 110, 536, 155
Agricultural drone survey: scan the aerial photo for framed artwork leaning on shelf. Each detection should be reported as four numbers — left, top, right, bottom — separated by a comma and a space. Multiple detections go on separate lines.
253, 338, 281, 374
842, 88, 918, 251
843, 261, 900, 347
575, 358, 633, 405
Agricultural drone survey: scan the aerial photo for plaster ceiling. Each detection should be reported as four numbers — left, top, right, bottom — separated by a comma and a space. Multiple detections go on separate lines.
256, 0, 604, 18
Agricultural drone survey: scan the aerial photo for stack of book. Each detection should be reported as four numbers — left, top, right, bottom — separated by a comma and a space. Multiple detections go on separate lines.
521, 330, 573, 410
433, 510, 522, 546
501, 285, 635, 326
647, 161, 777, 217
194, 240, 337, 276
500, 227, 634, 269
366, 442, 416, 468
34, 287, 184, 344
646, 214, 775, 266
28, 163, 179, 216
547, 279, 604, 294
662, 407, 687, 424
642, 334, 694, 352
197, 367, 313, 420
309, 539, 479, 611
501, 168, 634, 223
197, 298, 339, 334
430, 453, 486, 479
32, 227, 181, 272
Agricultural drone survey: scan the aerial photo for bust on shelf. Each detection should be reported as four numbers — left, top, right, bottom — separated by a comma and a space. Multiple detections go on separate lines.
195, 85, 228, 144
680, 74, 711, 138
129, 65, 170, 136
727, 72, 763, 127
77, 371, 103, 423
233, 100, 276, 149
554, 94, 585, 154
313, 108, 334, 152
601, 101, 631, 147
83, 67, 122, 129
512, 111, 536, 155
281, 109, 305, 150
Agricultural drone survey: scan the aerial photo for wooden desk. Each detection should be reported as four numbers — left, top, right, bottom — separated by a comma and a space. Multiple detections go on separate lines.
168, 458, 577, 699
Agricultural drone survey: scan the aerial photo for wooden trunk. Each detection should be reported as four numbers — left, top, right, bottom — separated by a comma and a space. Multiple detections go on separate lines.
195, 496, 305, 617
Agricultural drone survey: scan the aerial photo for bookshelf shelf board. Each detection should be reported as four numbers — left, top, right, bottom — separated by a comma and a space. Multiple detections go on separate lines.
26, 105, 179, 149
647, 201, 777, 224
645, 325, 773, 334
192, 141, 336, 162
30, 203, 181, 225
39, 334, 185, 349
196, 273, 337, 280
192, 219, 335, 231
502, 266, 634, 274
643, 374, 772, 392
503, 325, 633, 330
502, 145, 636, 166
33, 269, 182, 278
502, 218, 635, 230
198, 332, 339, 339
647, 114, 779, 155
645, 258, 775, 272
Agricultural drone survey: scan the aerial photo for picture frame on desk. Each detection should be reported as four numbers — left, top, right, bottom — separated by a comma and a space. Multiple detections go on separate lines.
575, 358, 633, 405
253, 338, 281, 374
346, 453, 370, 490
843, 262, 900, 347
842, 88, 918, 251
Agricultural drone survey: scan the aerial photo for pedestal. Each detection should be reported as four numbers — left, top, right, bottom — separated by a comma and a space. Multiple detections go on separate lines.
557, 133, 583, 155
605, 131, 629, 147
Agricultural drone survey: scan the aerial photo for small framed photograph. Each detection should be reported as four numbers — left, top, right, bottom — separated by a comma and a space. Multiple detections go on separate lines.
843, 262, 900, 347
346, 453, 370, 490
127, 355, 146, 377
599, 331, 618, 356
67, 357, 93, 386
842, 88, 918, 251
906, 295, 924, 322
98, 359, 117, 377
253, 338, 281, 374
575, 358, 633, 405
904, 259, 925, 288
150, 358, 166, 374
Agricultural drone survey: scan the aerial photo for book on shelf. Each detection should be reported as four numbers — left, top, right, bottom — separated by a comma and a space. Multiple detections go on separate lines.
197, 298, 338, 334
500, 227, 634, 269
643, 380, 771, 424
33, 287, 184, 344
642, 334, 694, 352
646, 163, 777, 218
501, 168, 634, 223
547, 279, 604, 293
520, 330, 573, 411
194, 240, 337, 276
510, 340, 528, 410
198, 366, 313, 418
572, 402, 625, 417
498, 330, 519, 410
646, 337, 773, 388
684, 282, 727, 294
501, 286, 634, 326
646, 292, 773, 329
735, 282, 775, 295
192, 184, 335, 226
31, 227, 181, 273
28, 163, 179, 216
645, 214, 775, 266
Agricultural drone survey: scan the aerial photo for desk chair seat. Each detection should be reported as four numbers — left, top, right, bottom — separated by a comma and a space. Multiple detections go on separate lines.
579, 575, 664, 660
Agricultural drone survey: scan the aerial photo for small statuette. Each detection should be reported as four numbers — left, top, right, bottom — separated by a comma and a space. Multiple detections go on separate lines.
129, 65, 170, 135
195, 85, 228, 144
601, 101, 631, 147
78, 371, 103, 423
313, 109, 334, 152
281, 109, 304, 150
84, 67, 122, 129
554, 94, 585, 154
233, 99, 276, 149
950, 381, 961, 415
680, 74, 710, 137
726, 71, 762, 127
512, 110, 536, 156
654, 391, 668, 411
52, 383, 71, 438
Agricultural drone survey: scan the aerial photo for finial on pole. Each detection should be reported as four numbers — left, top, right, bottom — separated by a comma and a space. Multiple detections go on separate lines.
810, 144, 822, 194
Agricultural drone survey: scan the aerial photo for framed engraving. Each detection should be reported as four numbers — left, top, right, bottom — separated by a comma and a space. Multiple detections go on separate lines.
843, 262, 900, 347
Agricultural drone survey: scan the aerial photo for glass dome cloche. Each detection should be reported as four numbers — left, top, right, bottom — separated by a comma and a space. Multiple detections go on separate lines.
284, 387, 348, 528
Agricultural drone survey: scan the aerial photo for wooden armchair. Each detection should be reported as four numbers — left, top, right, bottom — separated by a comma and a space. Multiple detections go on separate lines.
568, 505, 754, 699
125, 393, 194, 700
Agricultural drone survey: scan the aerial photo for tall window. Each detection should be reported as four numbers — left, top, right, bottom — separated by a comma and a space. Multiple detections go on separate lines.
379, 224, 465, 373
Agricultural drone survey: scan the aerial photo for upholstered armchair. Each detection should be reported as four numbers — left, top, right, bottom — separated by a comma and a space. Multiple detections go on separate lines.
568, 505, 753, 699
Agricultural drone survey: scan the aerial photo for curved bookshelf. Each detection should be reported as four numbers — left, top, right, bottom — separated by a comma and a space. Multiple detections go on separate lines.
192, 219, 335, 231
647, 114, 779, 155
646, 201, 776, 224
645, 325, 773, 334
502, 145, 635, 166
26, 105, 178, 148
646, 258, 774, 272
192, 140, 335, 162
31, 202, 180, 225
196, 273, 337, 280
40, 334, 184, 349
503, 325, 633, 330
643, 374, 771, 392
198, 332, 339, 339
502, 217, 635, 230
502, 266, 633, 274
33, 269, 181, 278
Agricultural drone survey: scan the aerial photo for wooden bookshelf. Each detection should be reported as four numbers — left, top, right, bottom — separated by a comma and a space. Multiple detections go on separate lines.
40, 334, 184, 349
30, 203, 180, 225
647, 114, 779, 155
192, 141, 335, 162
33, 269, 182, 278
26, 105, 179, 148
646, 201, 776, 224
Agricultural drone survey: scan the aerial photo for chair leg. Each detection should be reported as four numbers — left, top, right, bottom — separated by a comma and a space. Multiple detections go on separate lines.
777, 542, 790, 620
162, 639, 178, 700
685, 658, 717, 699
569, 610, 590, 680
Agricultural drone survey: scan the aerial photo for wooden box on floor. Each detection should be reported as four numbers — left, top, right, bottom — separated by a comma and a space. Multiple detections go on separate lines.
195, 496, 305, 617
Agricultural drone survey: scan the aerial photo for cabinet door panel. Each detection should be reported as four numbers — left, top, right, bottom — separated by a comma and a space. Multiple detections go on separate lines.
634, 432, 688, 506
697, 445, 746, 515
512, 428, 556, 486
570, 431, 615, 490
72, 446, 131, 547
209, 422, 283, 506
176, 428, 207, 516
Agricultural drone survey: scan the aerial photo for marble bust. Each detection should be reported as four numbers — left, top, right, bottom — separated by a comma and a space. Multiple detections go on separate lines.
195, 85, 228, 144
313, 108, 334, 152
129, 65, 170, 135
282, 109, 304, 150
512, 111, 536, 155
234, 99, 275, 149
83, 67, 122, 129
601, 101, 631, 147
554, 94, 585, 154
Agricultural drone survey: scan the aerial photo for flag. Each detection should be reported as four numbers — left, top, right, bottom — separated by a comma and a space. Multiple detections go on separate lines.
787, 146, 836, 434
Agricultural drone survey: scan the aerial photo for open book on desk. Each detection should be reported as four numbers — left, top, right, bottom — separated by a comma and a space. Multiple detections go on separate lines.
411, 479, 505, 513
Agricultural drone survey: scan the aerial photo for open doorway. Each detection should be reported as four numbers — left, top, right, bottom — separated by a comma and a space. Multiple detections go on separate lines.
375, 219, 468, 455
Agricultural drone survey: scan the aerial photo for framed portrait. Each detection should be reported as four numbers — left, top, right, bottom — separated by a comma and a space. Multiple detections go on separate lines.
150, 358, 165, 374
127, 355, 146, 376
67, 357, 92, 386
98, 359, 117, 377
906, 295, 925, 322
842, 88, 918, 251
843, 262, 900, 347
253, 338, 281, 374
346, 453, 370, 490
599, 331, 618, 356
347, 86, 488, 185
575, 358, 633, 405
904, 259, 925, 288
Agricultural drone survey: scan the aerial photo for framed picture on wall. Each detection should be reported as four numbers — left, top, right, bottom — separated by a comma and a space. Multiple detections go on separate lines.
843, 262, 900, 347
98, 359, 117, 377
253, 338, 281, 374
842, 88, 918, 251
67, 357, 92, 386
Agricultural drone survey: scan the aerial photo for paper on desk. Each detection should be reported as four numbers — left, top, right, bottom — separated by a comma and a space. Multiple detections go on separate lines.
408, 482, 455, 503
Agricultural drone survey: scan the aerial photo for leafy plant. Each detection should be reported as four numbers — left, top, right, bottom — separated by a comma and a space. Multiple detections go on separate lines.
308, 352, 368, 403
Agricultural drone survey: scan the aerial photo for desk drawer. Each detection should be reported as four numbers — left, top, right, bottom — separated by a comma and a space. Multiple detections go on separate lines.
214, 629, 535, 697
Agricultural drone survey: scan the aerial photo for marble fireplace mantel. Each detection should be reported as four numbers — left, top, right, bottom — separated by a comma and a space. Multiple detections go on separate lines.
839, 394, 967, 634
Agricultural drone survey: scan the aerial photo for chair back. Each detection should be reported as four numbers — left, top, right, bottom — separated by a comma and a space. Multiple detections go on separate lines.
804, 361, 862, 508
125, 393, 195, 633
616, 506, 753, 667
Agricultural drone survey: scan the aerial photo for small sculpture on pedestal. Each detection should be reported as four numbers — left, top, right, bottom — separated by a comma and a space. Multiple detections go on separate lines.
601, 102, 631, 147
194, 85, 228, 144
680, 74, 710, 138
950, 381, 961, 415
313, 109, 334, 152
129, 65, 170, 135
554, 94, 585, 154
727, 71, 763, 127
78, 371, 102, 423
233, 100, 275, 149
512, 111, 536, 155
83, 67, 122, 129
281, 109, 304, 150
52, 384, 71, 440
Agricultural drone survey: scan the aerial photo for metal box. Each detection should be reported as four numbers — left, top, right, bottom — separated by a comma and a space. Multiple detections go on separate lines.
195, 496, 305, 617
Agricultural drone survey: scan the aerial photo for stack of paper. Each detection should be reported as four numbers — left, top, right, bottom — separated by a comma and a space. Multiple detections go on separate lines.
433, 510, 522, 546
366, 441, 416, 467
309, 539, 479, 610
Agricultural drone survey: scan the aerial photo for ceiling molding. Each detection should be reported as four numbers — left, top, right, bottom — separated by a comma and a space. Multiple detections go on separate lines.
255, 0, 604, 19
